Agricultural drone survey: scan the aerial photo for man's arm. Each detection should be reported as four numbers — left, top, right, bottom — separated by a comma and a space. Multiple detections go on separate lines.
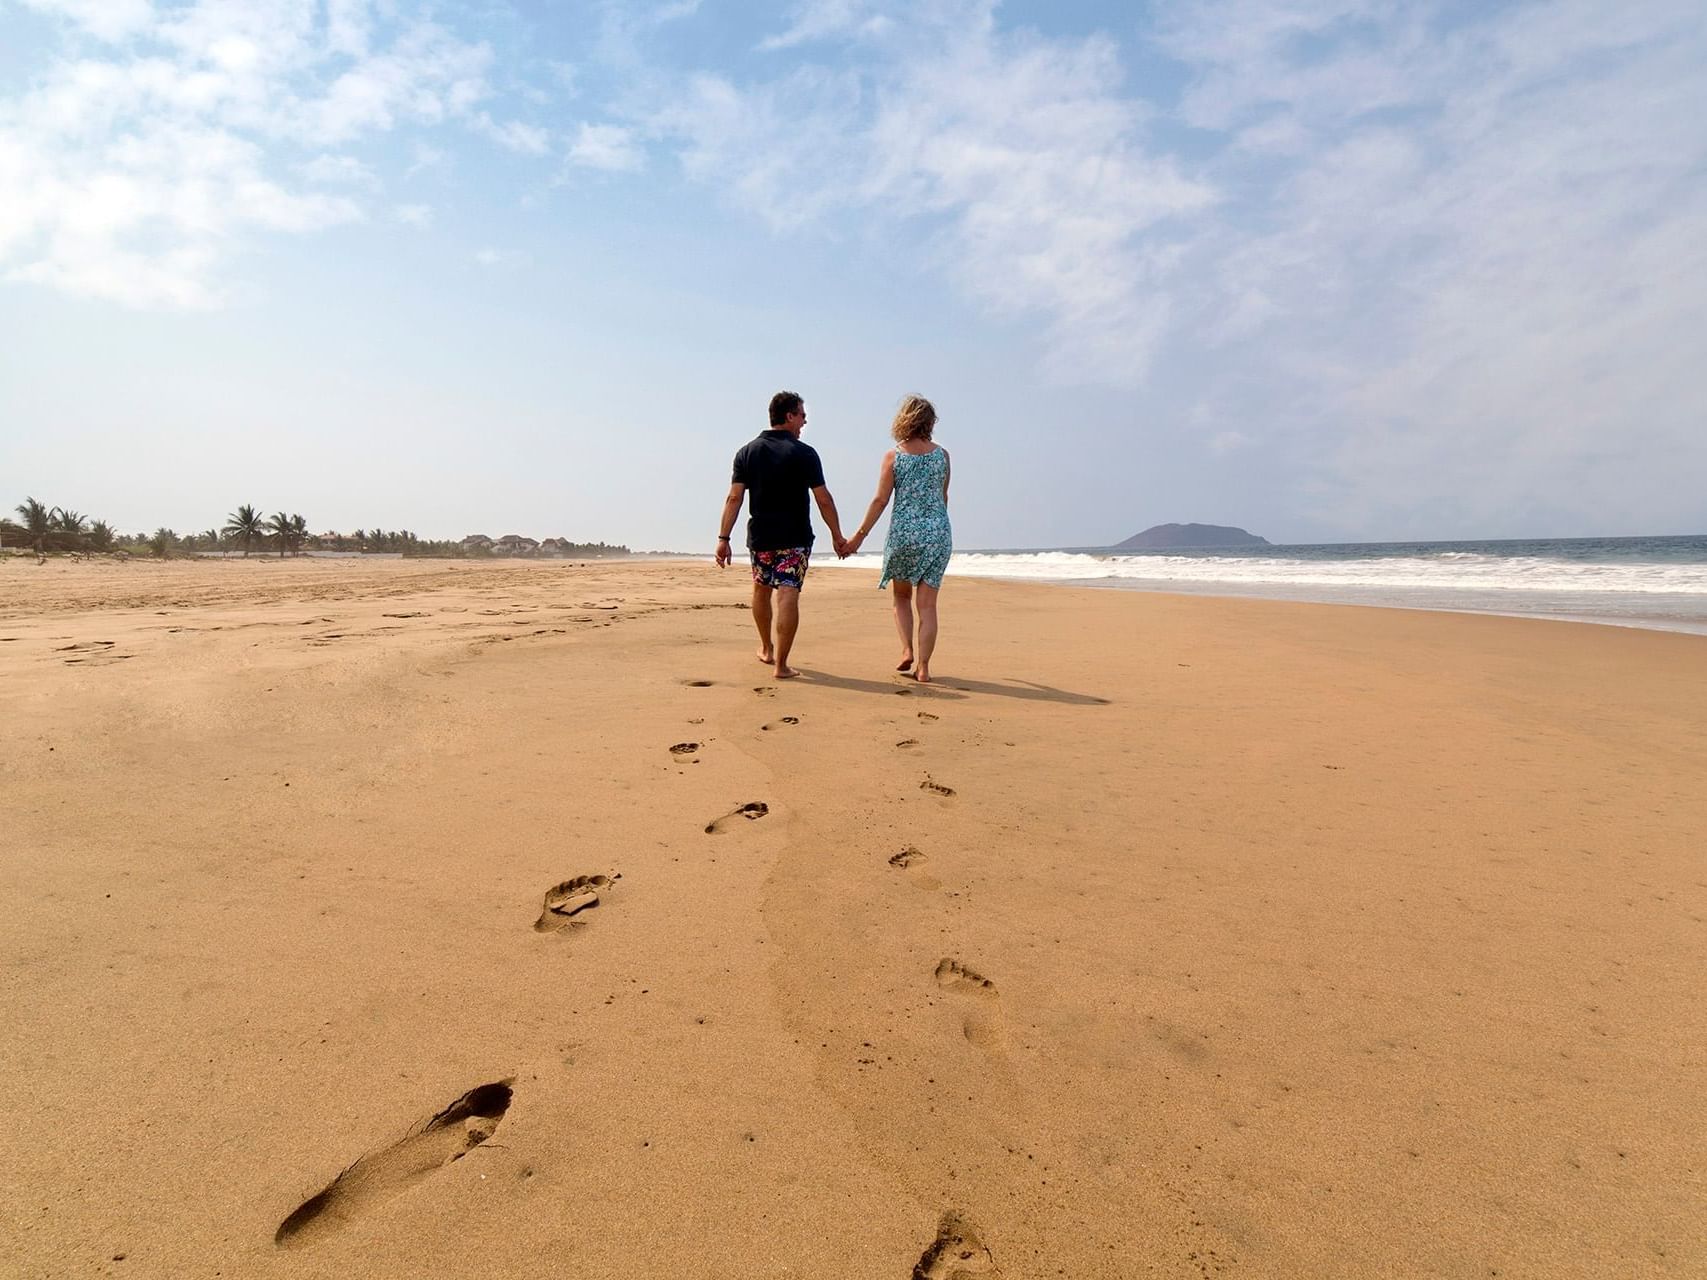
811, 484, 848, 557
716, 483, 744, 567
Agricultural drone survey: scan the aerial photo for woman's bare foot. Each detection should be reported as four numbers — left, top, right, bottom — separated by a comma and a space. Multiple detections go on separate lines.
914, 665, 931, 683
775, 665, 800, 679
896, 653, 914, 672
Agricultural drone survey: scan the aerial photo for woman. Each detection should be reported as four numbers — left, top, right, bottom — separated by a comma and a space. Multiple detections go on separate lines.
846, 395, 952, 683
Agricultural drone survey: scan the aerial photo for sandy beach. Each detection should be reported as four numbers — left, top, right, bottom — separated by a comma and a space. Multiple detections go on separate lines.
1, 556, 1702, 1279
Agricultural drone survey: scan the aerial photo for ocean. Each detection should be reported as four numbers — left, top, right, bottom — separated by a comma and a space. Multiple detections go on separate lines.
828, 535, 1707, 636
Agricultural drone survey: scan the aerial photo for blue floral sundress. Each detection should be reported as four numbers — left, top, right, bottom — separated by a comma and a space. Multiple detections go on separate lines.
879, 447, 952, 589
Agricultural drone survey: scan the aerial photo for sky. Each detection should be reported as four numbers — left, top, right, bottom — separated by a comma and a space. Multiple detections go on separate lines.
1, 0, 1704, 551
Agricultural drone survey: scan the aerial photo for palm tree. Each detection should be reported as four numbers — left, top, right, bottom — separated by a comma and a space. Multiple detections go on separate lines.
223, 504, 264, 557
266, 511, 293, 557
290, 514, 308, 555
88, 519, 115, 552
14, 497, 52, 555
149, 527, 177, 559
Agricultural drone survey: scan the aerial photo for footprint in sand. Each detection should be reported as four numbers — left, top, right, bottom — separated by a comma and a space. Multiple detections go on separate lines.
705, 802, 769, 834
913, 1211, 1002, 1279
888, 847, 941, 891
920, 776, 956, 797
935, 959, 1004, 1052
683, 679, 714, 687
753, 686, 777, 698
760, 716, 800, 731
274, 1080, 514, 1249
669, 742, 700, 756
58, 640, 131, 666
917, 711, 939, 721
896, 738, 920, 749
533, 874, 614, 933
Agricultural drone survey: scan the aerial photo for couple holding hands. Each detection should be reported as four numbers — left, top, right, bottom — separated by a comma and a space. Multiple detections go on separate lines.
716, 390, 952, 682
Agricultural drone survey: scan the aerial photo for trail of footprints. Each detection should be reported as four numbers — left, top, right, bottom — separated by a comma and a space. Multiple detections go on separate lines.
278, 674, 996, 1270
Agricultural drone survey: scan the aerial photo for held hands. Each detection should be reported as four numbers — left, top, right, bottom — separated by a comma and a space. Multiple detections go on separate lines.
841, 531, 866, 557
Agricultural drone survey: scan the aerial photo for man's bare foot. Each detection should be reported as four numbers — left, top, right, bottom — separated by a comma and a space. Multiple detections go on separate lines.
757, 648, 775, 665
896, 654, 914, 672
775, 665, 800, 680
914, 666, 931, 683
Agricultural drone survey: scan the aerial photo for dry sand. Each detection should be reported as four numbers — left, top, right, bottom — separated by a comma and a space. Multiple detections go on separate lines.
1, 556, 1702, 1278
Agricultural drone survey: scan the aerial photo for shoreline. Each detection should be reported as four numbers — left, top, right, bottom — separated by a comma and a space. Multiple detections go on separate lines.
813, 557, 1707, 638
1076, 577, 1707, 637
3, 558, 1702, 1277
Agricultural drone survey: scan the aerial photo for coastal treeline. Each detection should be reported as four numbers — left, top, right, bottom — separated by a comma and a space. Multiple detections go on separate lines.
3, 497, 628, 560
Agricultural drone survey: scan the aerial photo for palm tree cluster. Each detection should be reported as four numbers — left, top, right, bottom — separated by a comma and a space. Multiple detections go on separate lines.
3, 497, 117, 555
9, 495, 631, 561
218, 505, 309, 557
337, 528, 422, 554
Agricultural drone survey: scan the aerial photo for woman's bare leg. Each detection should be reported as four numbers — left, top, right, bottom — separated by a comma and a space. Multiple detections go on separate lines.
891, 580, 915, 671
913, 582, 940, 682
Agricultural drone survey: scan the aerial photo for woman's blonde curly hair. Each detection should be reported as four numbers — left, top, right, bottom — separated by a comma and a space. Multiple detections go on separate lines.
890, 395, 937, 443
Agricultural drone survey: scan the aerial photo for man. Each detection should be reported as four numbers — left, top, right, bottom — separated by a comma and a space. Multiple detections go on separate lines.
716, 390, 849, 679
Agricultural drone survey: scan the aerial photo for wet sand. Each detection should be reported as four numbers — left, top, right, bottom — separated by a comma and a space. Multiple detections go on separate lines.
1, 556, 1702, 1278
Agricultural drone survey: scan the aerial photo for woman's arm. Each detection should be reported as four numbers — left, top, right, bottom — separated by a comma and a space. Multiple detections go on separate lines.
846, 452, 896, 554
941, 449, 950, 509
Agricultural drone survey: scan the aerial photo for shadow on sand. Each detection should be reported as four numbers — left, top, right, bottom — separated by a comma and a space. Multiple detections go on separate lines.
792, 669, 1111, 707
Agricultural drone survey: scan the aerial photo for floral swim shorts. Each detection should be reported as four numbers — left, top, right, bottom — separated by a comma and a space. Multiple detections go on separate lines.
750, 547, 810, 590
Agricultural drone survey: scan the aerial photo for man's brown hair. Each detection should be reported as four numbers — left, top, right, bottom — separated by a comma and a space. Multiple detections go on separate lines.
769, 391, 803, 426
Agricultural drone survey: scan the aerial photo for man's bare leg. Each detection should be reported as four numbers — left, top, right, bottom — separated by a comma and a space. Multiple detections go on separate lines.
772, 587, 801, 678
892, 580, 915, 671
751, 583, 775, 665
913, 583, 940, 683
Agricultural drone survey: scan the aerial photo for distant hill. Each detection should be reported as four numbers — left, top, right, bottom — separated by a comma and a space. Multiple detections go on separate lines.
1115, 523, 1270, 549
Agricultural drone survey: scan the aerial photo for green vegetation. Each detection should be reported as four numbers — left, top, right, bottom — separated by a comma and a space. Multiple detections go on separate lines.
4, 497, 630, 560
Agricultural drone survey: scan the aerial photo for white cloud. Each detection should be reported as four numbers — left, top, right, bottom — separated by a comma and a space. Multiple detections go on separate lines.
547, 61, 579, 95
757, 0, 892, 51
1153, 0, 1707, 535
325, 0, 374, 58
479, 115, 552, 155
394, 202, 432, 227
299, 153, 377, 185
634, 0, 1707, 533
19, 0, 156, 43
473, 246, 527, 267
567, 122, 643, 172
404, 141, 446, 177
0, 0, 497, 307
651, 2, 1211, 380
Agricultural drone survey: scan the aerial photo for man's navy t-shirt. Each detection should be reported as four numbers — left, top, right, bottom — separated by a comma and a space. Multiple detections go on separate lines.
732, 430, 825, 551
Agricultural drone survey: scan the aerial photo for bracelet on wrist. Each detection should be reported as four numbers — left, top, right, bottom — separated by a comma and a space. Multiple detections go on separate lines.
716, 534, 730, 541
